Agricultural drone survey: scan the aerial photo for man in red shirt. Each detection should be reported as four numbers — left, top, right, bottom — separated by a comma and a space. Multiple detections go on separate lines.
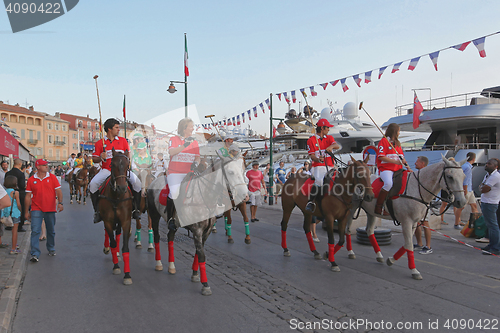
25, 159, 64, 263
246, 161, 266, 222
305, 118, 340, 212
89, 118, 142, 223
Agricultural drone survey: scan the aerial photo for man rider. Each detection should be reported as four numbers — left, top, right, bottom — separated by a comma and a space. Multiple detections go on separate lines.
305, 118, 340, 212
89, 118, 142, 223
72, 153, 84, 183
65, 153, 76, 180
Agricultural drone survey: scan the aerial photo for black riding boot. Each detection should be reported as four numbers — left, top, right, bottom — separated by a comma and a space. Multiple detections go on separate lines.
90, 192, 101, 223
166, 198, 178, 232
306, 185, 321, 212
375, 189, 390, 216
132, 190, 142, 220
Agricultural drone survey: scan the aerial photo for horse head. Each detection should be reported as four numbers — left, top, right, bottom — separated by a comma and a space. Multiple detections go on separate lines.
441, 156, 467, 208
111, 148, 130, 195
349, 155, 374, 202
218, 151, 248, 205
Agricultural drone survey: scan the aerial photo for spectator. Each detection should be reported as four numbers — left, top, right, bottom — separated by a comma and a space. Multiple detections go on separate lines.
298, 161, 312, 175
5, 159, 26, 232
413, 156, 433, 254
454, 152, 478, 230
3, 176, 22, 255
0, 160, 9, 185
0, 184, 13, 248
262, 163, 270, 203
25, 159, 64, 262
479, 158, 500, 255
247, 161, 266, 222
286, 167, 297, 179
275, 161, 287, 201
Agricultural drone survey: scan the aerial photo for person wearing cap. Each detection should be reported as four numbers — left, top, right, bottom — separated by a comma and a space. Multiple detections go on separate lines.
89, 118, 143, 223
25, 159, 64, 262
65, 153, 76, 179
132, 141, 153, 195
71, 153, 84, 183
5, 158, 27, 232
246, 161, 266, 222
375, 123, 410, 215
218, 135, 240, 158
305, 118, 340, 212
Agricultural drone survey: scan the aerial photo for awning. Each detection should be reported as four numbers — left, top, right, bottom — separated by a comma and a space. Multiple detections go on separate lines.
80, 144, 94, 150
0, 126, 19, 157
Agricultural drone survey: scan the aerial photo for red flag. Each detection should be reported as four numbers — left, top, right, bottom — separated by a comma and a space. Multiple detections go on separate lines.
413, 92, 424, 129
123, 95, 126, 119
184, 34, 189, 77
273, 126, 277, 138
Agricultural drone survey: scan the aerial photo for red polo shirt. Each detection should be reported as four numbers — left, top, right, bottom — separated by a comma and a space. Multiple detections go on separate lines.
26, 172, 61, 212
93, 136, 130, 171
307, 134, 336, 167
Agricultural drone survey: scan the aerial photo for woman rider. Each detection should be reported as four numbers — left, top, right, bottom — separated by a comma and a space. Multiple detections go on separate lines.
166, 118, 201, 230
375, 123, 411, 215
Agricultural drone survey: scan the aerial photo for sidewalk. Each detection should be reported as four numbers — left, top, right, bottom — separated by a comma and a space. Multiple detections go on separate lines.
0, 225, 31, 333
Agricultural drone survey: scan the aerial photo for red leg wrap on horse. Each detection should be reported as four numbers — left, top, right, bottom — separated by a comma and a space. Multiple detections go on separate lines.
346, 234, 352, 251
199, 262, 207, 283
281, 230, 287, 249
394, 246, 406, 260
123, 252, 130, 273
104, 231, 110, 248
306, 232, 316, 252
154, 242, 161, 261
368, 234, 381, 253
111, 247, 118, 265
406, 250, 416, 269
328, 243, 335, 262
116, 234, 121, 248
192, 254, 199, 271
168, 241, 174, 263
333, 243, 343, 254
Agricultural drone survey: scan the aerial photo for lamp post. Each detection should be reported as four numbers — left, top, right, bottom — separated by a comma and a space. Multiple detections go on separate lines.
168, 80, 188, 118
268, 93, 284, 206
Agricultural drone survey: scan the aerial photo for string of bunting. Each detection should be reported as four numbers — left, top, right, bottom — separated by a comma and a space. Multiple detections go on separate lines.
197, 31, 499, 131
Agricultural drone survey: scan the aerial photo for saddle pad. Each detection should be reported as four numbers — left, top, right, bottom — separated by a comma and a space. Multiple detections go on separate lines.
99, 176, 111, 195
300, 178, 315, 197
372, 171, 408, 199
159, 185, 169, 206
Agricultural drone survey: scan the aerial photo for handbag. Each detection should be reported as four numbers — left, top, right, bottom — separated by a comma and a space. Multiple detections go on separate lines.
460, 221, 475, 238
0, 192, 14, 228
473, 215, 488, 239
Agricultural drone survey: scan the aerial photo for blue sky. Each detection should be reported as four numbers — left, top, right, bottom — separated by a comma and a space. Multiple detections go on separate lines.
1, 0, 500, 136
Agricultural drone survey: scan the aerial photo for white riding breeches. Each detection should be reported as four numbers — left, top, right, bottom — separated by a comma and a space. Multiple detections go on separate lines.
74, 167, 82, 175
311, 166, 328, 186
380, 170, 394, 191
66, 167, 73, 175
89, 168, 142, 193
167, 173, 187, 199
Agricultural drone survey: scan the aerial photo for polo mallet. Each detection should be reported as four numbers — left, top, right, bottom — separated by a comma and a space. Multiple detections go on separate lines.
205, 114, 224, 141
93, 75, 105, 148
359, 102, 411, 171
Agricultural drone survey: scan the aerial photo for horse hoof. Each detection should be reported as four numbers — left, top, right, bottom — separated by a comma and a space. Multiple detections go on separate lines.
212, 228, 217, 234
314, 253, 322, 260
70, 201, 73, 204
412, 273, 423, 280
123, 278, 133, 285
113, 268, 121, 275
168, 267, 176, 274
244, 238, 251, 244
283, 250, 291, 257
103, 247, 110, 255
191, 274, 200, 282
228, 238, 234, 244
134, 237, 137, 242
136, 244, 142, 249
84, 202, 86, 205
348, 253, 356, 259
376, 257, 384, 263
386, 257, 395, 266
201, 286, 212, 296
331, 265, 341, 272
155, 264, 163, 271
147, 247, 154, 253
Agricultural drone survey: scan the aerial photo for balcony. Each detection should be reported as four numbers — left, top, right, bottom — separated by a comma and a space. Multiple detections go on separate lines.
54, 140, 66, 146
27, 139, 38, 145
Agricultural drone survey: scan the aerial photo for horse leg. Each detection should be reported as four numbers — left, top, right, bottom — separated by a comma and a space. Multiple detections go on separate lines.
333, 213, 348, 256
387, 220, 422, 280
103, 229, 110, 254
121, 221, 132, 285
281, 203, 295, 257
193, 229, 211, 296
107, 229, 120, 275
321, 215, 340, 272
148, 215, 154, 252
240, 202, 251, 244
116, 232, 122, 262
303, 214, 321, 260
366, 213, 384, 263
83, 185, 87, 205
70, 184, 73, 204
345, 213, 356, 259
224, 211, 234, 244
167, 230, 176, 274
135, 218, 142, 249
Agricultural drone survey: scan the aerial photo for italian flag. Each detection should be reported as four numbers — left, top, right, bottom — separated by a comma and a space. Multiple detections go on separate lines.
123, 95, 126, 119
184, 34, 189, 77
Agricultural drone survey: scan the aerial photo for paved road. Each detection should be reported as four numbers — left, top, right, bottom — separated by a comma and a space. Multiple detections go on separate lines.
7, 184, 500, 332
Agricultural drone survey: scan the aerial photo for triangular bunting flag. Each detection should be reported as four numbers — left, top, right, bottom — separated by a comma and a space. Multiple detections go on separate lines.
391, 62, 402, 73
253, 107, 258, 118
340, 78, 349, 92
353, 75, 361, 87
284, 92, 290, 103
247, 110, 251, 120
452, 41, 471, 51
473, 37, 486, 57
265, 98, 271, 110
232, 117, 236, 125
291, 90, 296, 103
310, 86, 317, 96
378, 66, 387, 79
408, 57, 420, 71
277, 93, 282, 101
259, 103, 265, 113
330, 80, 339, 87
429, 51, 439, 71
365, 71, 372, 83
242, 112, 245, 123
237, 115, 241, 125
320, 82, 328, 90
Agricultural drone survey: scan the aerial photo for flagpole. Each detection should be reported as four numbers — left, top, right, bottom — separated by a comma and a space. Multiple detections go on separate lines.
184, 33, 188, 118
268, 93, 274, 205
123, 95, 127, 141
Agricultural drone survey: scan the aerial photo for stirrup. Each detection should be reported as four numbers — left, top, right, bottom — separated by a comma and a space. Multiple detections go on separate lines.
305, 201, 316, 212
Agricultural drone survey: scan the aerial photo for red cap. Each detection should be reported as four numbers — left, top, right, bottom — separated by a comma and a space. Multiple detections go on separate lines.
316, 118, 333, 127
35, 159, 48, 168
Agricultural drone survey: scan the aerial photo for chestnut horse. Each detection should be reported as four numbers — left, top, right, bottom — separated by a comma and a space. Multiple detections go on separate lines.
73, 156, 91, 205
98, 149, 134, 285
280, 156, 374, 272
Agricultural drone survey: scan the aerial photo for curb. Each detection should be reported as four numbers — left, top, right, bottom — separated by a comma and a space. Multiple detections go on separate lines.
0, 227, 31, 333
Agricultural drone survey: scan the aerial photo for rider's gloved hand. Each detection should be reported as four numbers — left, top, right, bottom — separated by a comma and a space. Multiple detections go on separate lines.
183, 136, 195, 147
190, 161, 199, 171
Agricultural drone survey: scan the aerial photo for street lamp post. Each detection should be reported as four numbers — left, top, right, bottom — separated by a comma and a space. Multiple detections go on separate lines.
268, 93, 284, 206
167, 80, 188, 118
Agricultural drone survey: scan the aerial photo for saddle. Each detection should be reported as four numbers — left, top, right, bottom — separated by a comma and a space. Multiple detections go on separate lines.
98, 176, 132, 195
371, 169, 408, 199
300, 170, 337, 197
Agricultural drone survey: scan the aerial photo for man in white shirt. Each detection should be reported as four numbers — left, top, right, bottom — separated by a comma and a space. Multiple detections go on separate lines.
65, 153, 76, 179
479, 158, 500, 255
153, 153, 168, 178
0, 161, 9, 185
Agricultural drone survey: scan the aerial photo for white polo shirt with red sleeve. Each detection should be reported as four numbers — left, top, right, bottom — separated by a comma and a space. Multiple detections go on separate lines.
93, 136, 130, 171
26, 172, 61, 212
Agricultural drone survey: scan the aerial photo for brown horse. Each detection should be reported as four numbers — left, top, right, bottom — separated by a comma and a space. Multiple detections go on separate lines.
280, 156, 374, 272
73, 157, 91, 205
99, 149, 134, 285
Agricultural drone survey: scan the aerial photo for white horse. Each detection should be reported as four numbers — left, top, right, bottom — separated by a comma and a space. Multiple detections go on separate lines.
345, 156, 467, 280
147, 153, 248, 295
